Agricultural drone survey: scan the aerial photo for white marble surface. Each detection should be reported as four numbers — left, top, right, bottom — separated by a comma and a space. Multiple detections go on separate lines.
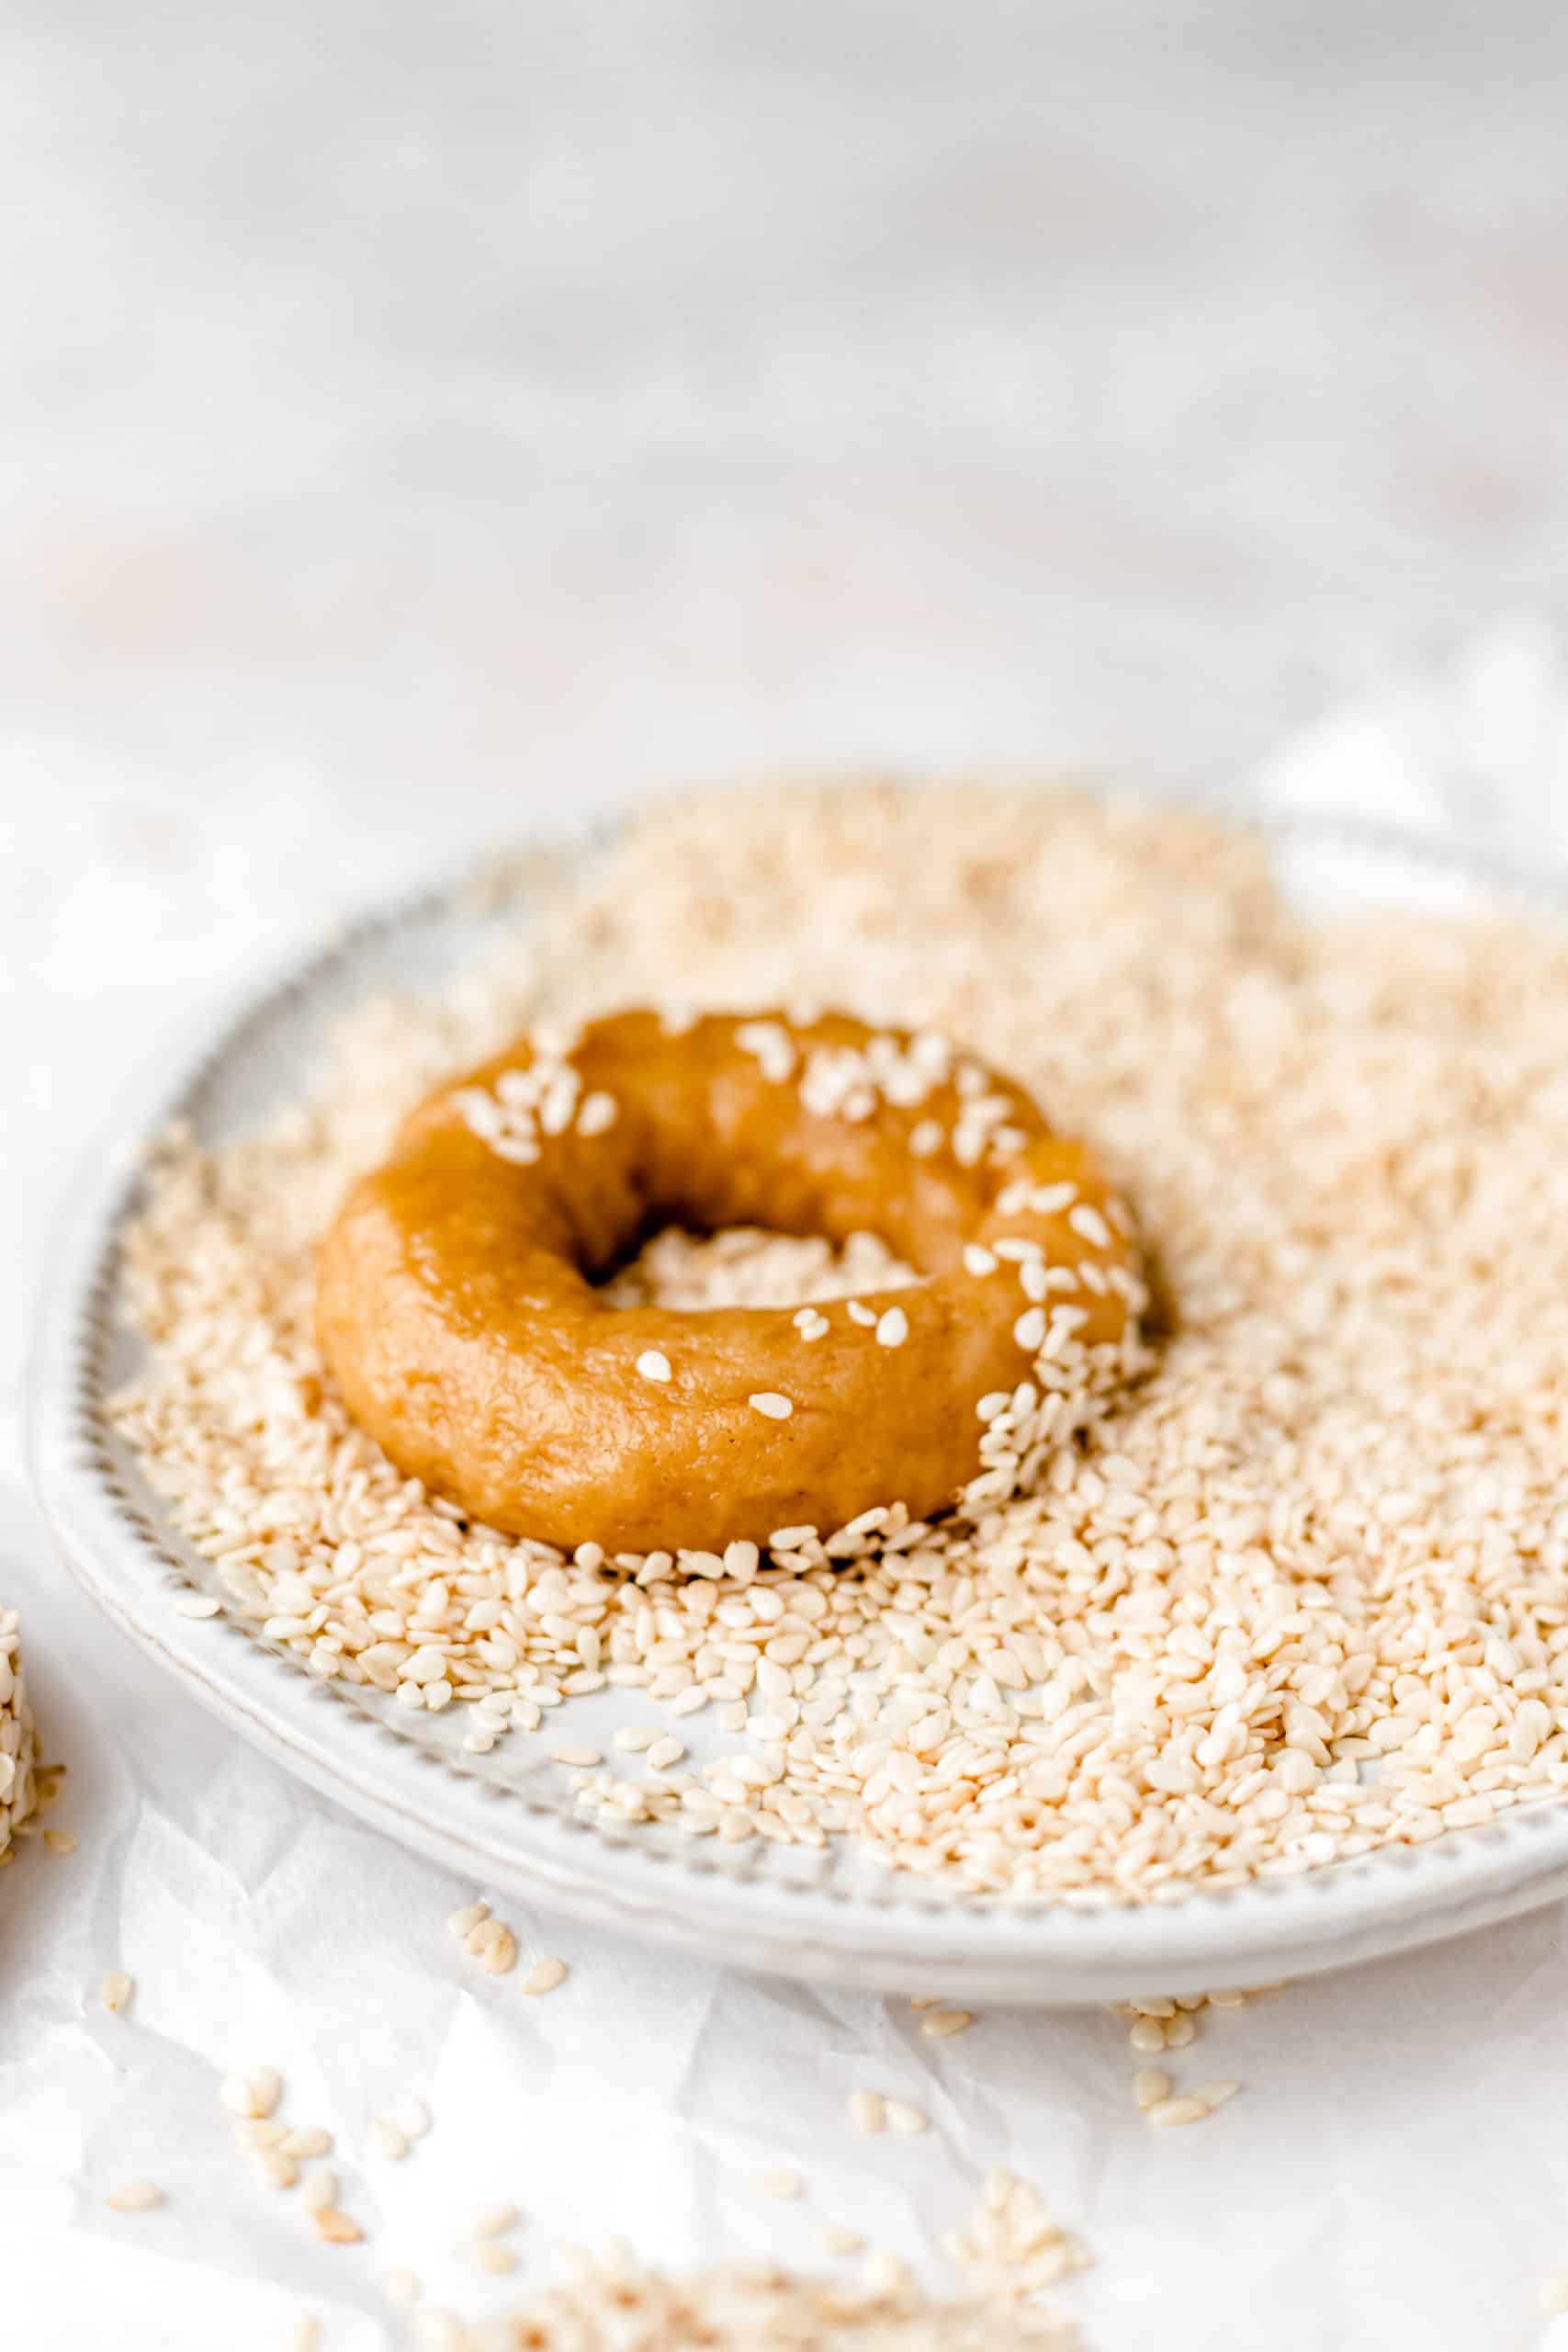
7, 6, 1568, 2345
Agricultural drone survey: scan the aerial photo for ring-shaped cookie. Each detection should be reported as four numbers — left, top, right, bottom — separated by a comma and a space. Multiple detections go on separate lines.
315, 1009, 1143, 1554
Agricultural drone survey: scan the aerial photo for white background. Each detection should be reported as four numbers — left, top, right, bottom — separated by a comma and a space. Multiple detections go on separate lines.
6, 6, 1568, 2345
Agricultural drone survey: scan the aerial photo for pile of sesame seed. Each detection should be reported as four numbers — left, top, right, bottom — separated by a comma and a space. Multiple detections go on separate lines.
109, 783, 1568, 1903
0, 1611, 36, 1868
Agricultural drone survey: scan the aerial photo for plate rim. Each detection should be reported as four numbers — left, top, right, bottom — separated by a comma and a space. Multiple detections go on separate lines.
28, 798, 1568, 2003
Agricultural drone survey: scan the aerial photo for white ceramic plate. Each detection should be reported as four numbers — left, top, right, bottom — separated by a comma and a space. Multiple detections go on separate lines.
30, 808, 1568, 2004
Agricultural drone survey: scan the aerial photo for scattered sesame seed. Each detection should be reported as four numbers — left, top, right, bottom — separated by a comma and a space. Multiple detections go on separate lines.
281, 2127, 333, 2161
1190, 2079, 1242, 2110
962, 1244, 998, 1276
43, 1829, 77, 1856
635, 1351, 672, 1383
646, 1736, 684, 1770
849, 2089, 886, 2134
290, 2320, 320, 2352
747, 1392, 794, 1419
1147, 2096, 1210, 2128
884, 2098, 929, 2135
394, 2100, 432, 2142
105, 2179, 162, 2213
1067, 1202, 1112, 1251
919, 2009, 973, 2041
447, 1901, 489, 1939
550, 1744, 602, 1768
473, 2242, 517, 2276
369, 2118, 410, 2161
174, 1592, 221, 1618
312, 2207, 364, 2245
822, 2224, 867, 2256
576, 1091, 618, 1137
751, 2167, 805, 2199
470, 2203, 519, 2239
861, 2250, 908, 2295
523, 1957, 569, 1996
1128, 2019, 1167, 2055
301, 2167, 338, 2211
99, 1969, 133, 2014
874, 1307, 909, 1349
476, 1926, 517, 1975
1011, 1306, 1046, 1352
1133, 2068, 1171, 2109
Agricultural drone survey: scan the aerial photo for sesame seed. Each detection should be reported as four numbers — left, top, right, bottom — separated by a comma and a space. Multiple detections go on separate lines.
471, 2203, 519, 2239
646, 1736, 684, 1770
447, 1901, 489, 1938
919, 2009, 973, 2041
384, 2269, 422, 2307
1190, 2079, 1242, 2109
473, 2243, 517, 2276
751, 2167, 805, 2199
884, 2098, 929, 2134
1068, 1202, 1112, 1251
874, 1307, 909, 1349
1011, 1306, 1046, 1351
174, 1592, 221, 1618
861, 2250, 908, 2295
1133, 2068, 1171, 2109
43, 1829, 76, 1855
1128, 2018, 1167, 2054
312, 2208, 363, 2245
962, 1244, 998, 1276
845, 1301, 878, 1328
394, 2099, 432, 2141
849, 2089, 886, 2134
290, 2321, 320, 2352
523, 1957, 569, 1996
281, 2127, 333, 2160
747, 1392, 794, 1419
370, 2118, 410, 2160
99, 1969, 134, 2013
1147, 2096, 1209, 2128
551, 1744, 602, 1767
477, 1927, 517, 1975
821, 2224, 866, 2256
301, 2167, 338, 2211
220, 2071, 275, 2120
576, 1091, 618, 1137
105, 2179, 162, 2212
635, 1351, 672, 1383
